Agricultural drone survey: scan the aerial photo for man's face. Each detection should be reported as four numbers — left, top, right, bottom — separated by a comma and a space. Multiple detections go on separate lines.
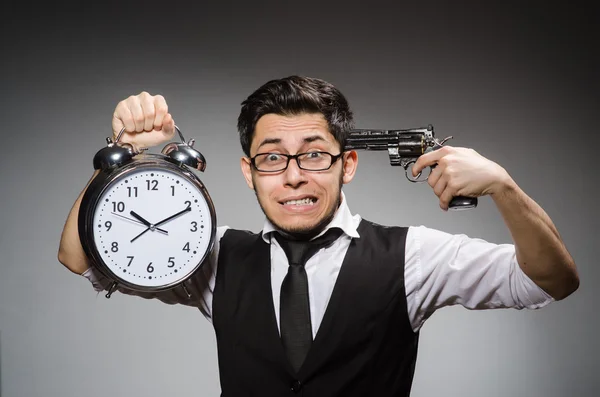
241, 113, 357, 238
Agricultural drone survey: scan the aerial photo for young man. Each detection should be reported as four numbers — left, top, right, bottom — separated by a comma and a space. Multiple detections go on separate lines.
58, 76, 579, 396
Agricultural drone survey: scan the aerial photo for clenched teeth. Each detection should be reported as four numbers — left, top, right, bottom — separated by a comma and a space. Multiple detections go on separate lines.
283, 198, 315, 205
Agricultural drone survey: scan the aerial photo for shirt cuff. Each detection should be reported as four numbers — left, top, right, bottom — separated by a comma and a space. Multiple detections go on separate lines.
81, 267, 109, 292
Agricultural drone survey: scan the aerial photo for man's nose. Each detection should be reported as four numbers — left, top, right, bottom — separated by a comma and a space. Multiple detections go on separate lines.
284, 158, 307, 187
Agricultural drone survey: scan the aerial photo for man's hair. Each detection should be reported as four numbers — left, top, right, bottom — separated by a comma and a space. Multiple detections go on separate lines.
237, 75, 355, 156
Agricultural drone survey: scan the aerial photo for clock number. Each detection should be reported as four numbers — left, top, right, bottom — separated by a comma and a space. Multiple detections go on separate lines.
111, 242, 119, 252
183, 242, 190, 252
171, 186, 176, 196
146, 180, 159, 191
105, 221, 112, 231
112, 201, 125, 212
168, 257, 175, 268
127, 256, 134, 266
127, 186, 138, 197
185, 200, 191, 209
190, 221, 198, 232
147, 262, 154, 273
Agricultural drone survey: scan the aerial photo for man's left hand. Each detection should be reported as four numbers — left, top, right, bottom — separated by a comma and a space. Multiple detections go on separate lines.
411, 146, 512, 211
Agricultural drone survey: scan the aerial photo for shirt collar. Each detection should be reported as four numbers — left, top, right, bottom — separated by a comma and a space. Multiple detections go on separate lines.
261, 191, 361, 243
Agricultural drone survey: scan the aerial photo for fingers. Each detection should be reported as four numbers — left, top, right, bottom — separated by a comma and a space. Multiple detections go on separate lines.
427, 162, 443, 189
113, 101, 134, 137
139, 92, 155, 132
418, 146, 493, 210
162, 112, 175, 136
425, 152, 458, 210
412, 146, 450, 176
438, 187, 455, 211
130, 97, 145, 132
112, 91, 175, 148
430, 171, 451, 211
433, 167, 468, 210
153, 95, 168, 130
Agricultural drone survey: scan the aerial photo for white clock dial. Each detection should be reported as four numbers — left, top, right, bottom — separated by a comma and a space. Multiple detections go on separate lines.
92, 166, 213, 288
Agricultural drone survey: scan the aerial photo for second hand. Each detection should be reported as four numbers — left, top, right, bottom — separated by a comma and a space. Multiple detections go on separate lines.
111, 212, 168, 234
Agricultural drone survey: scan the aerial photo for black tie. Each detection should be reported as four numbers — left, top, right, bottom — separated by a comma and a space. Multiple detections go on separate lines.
274, 228, 344, 373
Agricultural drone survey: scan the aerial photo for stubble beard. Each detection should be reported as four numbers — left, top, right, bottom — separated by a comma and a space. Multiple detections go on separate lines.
253, 171, 343, 241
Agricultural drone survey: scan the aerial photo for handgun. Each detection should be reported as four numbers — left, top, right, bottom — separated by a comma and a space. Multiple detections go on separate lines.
345, 124, 478, 210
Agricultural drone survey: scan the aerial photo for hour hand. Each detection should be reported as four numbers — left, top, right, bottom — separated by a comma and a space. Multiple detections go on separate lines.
130, 211, 153, 226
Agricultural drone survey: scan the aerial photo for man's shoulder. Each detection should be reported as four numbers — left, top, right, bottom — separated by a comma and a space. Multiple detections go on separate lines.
357, 218, 411, 232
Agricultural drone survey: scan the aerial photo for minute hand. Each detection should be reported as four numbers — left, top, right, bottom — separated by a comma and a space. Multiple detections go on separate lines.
154, 207, 192, 227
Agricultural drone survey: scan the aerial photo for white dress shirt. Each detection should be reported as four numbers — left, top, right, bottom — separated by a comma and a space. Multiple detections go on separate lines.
82, 192, 554, 334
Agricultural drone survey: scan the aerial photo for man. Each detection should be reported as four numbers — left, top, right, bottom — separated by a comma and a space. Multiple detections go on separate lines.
58, 76, 579, 396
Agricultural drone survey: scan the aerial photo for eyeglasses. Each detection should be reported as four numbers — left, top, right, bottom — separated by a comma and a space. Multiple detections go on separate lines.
250, 151, 344, 172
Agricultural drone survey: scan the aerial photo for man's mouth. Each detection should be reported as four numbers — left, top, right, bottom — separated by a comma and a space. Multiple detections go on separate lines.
280, 196, 318, 206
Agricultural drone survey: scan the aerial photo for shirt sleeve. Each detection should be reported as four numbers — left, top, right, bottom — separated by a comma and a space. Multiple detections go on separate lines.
404, 225, 554, 332
80, 226, 228, 322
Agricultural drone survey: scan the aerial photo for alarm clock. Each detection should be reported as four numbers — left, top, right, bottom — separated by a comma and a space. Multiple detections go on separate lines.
78, 126, 217, 299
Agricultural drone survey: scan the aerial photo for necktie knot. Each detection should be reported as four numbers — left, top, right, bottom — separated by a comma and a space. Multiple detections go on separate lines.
275, 228, 344, 267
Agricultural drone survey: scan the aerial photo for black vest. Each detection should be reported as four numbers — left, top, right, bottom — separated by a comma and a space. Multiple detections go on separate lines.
212, 219, 419, 396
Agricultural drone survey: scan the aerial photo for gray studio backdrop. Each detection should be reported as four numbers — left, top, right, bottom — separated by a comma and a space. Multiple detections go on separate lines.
1, 2, 598, 397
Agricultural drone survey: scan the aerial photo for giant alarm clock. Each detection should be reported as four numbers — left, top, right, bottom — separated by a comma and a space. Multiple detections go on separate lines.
78, 126, 216, 298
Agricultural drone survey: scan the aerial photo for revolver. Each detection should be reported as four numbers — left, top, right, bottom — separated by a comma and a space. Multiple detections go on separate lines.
345, 124, 477, 210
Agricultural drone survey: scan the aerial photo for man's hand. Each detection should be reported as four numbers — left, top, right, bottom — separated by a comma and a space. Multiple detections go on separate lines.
112, 91, 176, 151
412, 146, 512, 211
412, 145, 579, 299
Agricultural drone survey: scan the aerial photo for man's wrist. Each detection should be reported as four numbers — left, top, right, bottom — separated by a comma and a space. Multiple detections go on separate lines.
489, 169, 517, 199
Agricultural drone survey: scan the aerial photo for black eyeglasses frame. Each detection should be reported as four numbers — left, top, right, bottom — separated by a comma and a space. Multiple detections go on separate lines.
250, 151, 345, 172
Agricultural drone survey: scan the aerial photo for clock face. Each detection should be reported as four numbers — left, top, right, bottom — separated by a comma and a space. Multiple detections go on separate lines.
91, 166, 214, 288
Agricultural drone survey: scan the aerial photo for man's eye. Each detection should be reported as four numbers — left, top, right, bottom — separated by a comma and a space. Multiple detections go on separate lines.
306, 152, 323, 158
266, 154, 283, 161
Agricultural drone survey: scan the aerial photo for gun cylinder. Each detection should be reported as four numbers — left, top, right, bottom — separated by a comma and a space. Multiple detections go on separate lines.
345, 132, 425, 155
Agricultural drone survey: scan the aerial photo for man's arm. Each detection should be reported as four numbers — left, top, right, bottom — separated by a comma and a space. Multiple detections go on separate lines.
411, 146, 579, 300
58, 170, 99, 274
490, 178, 578, 300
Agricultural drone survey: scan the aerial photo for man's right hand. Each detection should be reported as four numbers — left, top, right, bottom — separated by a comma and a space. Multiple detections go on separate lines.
112, 91, 176, 151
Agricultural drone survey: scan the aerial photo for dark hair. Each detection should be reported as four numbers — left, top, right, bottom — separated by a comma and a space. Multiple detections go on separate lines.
237, 75, 354, 156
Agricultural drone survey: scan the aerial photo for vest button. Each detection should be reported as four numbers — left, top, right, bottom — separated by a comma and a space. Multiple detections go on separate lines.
290, 380, 303, 393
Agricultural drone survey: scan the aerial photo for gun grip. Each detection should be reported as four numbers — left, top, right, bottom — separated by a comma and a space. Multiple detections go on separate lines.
449, 196, 478, 210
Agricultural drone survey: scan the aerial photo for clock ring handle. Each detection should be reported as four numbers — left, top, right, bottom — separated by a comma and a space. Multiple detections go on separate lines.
114, 127, 127, 144
174, 125, 187, 143
114, 125, 193, 147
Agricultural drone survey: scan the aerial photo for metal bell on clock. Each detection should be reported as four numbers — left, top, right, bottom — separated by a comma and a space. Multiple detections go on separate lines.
92, 134, 135, 170
161, 126, 207, 172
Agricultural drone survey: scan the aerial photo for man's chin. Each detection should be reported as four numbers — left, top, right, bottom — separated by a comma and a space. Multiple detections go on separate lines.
279, 222, 322, 236
275, 224, 324, 240
270, 213, 336, 240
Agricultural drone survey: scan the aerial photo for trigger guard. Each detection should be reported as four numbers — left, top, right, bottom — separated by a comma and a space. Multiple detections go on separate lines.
405, 162, 427, 183
405, 168, 421, 183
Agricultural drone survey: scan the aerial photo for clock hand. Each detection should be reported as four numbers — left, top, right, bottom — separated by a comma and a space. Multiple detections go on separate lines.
130, 227, 151, 243
130, 211, 153, 227
129, 210, 167, 243
153, 206, 192, 228
130, 207, 191, 243
111, 212, 168, 234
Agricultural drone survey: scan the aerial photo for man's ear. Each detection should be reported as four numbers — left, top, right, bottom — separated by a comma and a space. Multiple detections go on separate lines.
240, 157, 255, 190
342, 150, 358, 184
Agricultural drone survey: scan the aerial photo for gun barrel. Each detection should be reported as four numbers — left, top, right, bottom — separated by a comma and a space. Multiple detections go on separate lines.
345, 130, 426, 156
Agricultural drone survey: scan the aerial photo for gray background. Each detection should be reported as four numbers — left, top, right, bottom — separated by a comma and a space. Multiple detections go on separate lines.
1, 1, 598, 396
